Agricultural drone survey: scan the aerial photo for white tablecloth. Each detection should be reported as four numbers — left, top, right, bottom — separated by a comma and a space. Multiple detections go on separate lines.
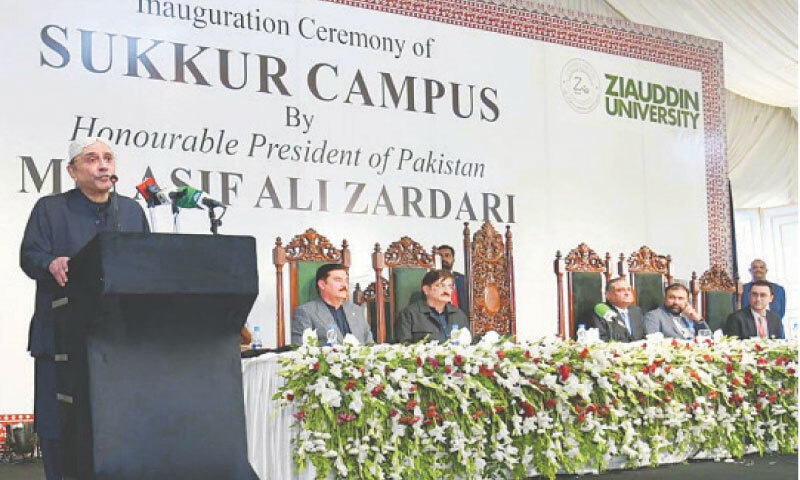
242, 353, 301, 480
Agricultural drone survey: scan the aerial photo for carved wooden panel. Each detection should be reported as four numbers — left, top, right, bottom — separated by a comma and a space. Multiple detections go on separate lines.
626, 245, 671, 275
697, 265, 736, 292
281, 228, 346, 263
383, 236, 436, 268
364, 277, 390, 301
470, 222, 514, 337
564, 243, 608, 273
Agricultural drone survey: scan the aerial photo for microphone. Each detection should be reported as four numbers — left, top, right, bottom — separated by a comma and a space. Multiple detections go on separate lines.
594, 303, 618, 323
136, 177, 170, 206
169, 185, 224, 209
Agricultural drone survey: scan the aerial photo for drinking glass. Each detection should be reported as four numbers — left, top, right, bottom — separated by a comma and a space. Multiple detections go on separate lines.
696, 329, 712, 341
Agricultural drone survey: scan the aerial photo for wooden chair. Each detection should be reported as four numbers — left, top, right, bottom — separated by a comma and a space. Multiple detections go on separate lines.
690, 265, 741, 332
372, 237, 437, 343
273, 228, 349, 347
619, 246, 672, 314
554, 243, 612, 339
353, 277, 391, 343
464, 221, 516, 338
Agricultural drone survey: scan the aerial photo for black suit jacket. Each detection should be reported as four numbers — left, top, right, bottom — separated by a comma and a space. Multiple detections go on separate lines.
394, 298, 469, 343
723, 308, 783, 340
590, 303, 645, 342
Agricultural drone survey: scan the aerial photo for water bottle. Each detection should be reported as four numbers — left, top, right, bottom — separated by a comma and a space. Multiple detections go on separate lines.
683, 326, 694, 341
450, 324, 460, 346
326, 324, 337, 346
576, 324, 587, 344
251, 326, 263, 350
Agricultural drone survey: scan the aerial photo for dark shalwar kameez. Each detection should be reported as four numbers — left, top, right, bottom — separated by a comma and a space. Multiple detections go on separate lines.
20, 188, 149, 479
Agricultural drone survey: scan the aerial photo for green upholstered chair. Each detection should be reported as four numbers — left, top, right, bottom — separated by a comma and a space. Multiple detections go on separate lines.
620, 246, 672, 315
372, 237, 437, 343
273, 229, 350, 347
690, 265, 740, 332
464, 221, 516, 339
555, 243, 612, 339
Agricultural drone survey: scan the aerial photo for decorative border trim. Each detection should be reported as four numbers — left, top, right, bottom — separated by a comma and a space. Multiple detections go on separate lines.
0, 414, 34, 444
328, 0, 730, 270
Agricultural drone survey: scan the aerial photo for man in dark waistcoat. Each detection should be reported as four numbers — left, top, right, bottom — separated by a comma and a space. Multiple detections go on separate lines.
20, 137, 149, 479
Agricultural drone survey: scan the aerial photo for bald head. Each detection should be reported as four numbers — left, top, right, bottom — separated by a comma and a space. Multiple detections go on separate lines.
749, 259, 768, 282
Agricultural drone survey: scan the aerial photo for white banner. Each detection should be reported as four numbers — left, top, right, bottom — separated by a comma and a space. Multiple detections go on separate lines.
0, 0, 715, 412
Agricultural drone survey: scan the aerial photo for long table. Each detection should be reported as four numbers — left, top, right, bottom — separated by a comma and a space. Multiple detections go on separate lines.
242, 339, 797, 480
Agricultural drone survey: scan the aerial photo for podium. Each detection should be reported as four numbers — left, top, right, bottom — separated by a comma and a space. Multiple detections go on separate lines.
53, 232, 259, 480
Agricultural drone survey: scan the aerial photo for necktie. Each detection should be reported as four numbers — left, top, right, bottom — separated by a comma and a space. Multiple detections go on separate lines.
334, 308, 350, 336
451, 288, 459, 307
620, 310, 631, 335
757, 315, 768, 339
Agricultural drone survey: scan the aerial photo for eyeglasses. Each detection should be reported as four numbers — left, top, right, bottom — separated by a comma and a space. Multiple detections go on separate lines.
432, 282, 454, 289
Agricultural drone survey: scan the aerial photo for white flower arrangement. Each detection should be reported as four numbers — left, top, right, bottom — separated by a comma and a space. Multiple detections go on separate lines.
276, 336, 797, 479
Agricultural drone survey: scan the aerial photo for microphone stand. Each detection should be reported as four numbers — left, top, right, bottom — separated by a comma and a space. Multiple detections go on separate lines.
172, 203, 181, 233
208, 206, 225, 235
146, 198, 158, 232
110, 175, 121, 231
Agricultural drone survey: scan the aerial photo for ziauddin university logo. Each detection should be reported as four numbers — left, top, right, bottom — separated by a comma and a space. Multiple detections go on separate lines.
560, 58, 601, 113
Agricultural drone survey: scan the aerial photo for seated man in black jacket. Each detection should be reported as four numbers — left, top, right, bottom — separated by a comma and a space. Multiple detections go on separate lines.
395, 270, 469, 343
724, 280, 783, 340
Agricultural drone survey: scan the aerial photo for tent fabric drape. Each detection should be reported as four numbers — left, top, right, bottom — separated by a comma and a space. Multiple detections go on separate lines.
727, 91, 798, 208
605, 0, 797, 108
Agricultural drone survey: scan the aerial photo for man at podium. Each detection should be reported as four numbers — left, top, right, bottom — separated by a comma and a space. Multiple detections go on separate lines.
20, 137, 149, 480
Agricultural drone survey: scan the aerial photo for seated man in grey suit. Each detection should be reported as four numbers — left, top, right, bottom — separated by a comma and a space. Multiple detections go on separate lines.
724, 280, 784, 340
590, 277, 645, 342
290, 263, 374, 346
645, 283, 710, 339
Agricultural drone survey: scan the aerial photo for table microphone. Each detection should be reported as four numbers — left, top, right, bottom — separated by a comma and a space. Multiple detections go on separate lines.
594, 303, 618, 323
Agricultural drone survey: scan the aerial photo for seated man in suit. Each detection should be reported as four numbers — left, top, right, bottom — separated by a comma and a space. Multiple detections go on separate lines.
645, 283, 710, 339
290, 263, 374, 346
590, 277, 645, 342
741, 259, 786, 320
724, 280, 784, 340
395, 270, 469, 343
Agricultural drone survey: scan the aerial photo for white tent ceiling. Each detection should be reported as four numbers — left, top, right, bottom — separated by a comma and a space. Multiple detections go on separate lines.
606, 0, 797, 108
487, 0, 799, 208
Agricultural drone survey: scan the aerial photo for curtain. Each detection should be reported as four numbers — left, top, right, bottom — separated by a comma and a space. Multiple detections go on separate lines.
727, 91, 798, 208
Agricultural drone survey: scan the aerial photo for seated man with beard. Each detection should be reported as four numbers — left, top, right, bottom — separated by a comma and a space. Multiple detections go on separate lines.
645, 283, 710, 339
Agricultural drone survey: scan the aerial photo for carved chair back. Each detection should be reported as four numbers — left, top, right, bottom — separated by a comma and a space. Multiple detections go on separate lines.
465, 222, 516, 338
273, 228, 349, 347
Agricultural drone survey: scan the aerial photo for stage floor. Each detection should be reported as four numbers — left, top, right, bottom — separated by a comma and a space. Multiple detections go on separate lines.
0, 453, 796, 480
